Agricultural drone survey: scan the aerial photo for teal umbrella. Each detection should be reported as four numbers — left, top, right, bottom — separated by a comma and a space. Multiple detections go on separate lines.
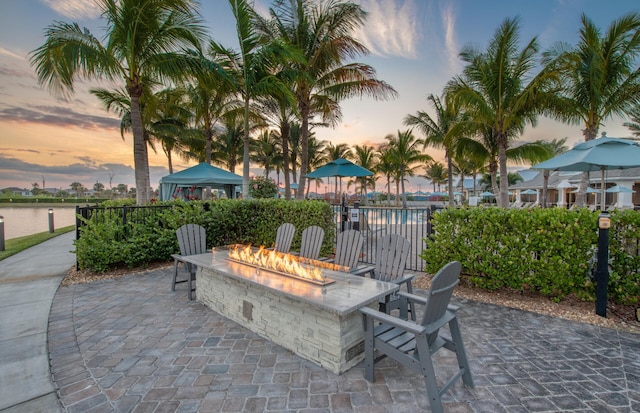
533, 137, 640, 210
520, 189, 537, 195
479, 191, 495, 197
605, 185, 635, 193
307, 158, 373, 195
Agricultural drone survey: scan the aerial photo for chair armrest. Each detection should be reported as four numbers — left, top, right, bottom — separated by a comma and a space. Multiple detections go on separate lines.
350, 265, 375, 277
397, 291, 428, 306
392, 273, 415, 286
171, 254, 185, 262
360, 307, 425, 335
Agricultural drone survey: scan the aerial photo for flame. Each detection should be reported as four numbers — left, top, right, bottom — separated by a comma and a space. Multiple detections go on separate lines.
228, 245, 327, 282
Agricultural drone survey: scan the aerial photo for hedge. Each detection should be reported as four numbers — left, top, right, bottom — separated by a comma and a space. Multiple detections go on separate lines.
421, 207, 640, 304
75, 199, 335, 273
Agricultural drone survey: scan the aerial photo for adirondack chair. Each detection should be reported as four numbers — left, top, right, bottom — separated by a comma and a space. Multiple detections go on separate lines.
322, 229, 373, 275
368, 233, 416, 318
297, 225, 325, 260
359, 261, 474, 413
274, 223, 295, 253
171, 224, 207, 300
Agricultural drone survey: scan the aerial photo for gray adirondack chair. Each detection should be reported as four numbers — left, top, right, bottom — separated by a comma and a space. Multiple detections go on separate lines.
171, 224, 206, 300
359, 261, 474, 413
274, 223, 295, 253
333, 229, 364, 272
368, 233, 415, 318
298, 225, 325, 260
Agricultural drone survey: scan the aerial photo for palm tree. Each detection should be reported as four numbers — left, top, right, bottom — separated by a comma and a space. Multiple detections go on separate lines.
30, 0, 207, 204
352, 145, 379, 201
376, 147, 398, 207
543, 12, 640, 205
306, 137, 330, 197
384, 130, 432, 208
265, 0, 397, 199
212, 113, 246, 173
215, 0, 299, 198
624, 106, 640, 137
446, 17, 561, 207
538, 137, 569, 207
251, 130, 282, 178
405, 93, 464, 207
423, 161, 448, 192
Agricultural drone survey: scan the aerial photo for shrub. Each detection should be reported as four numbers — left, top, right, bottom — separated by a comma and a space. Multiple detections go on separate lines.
249, 176, 278, 199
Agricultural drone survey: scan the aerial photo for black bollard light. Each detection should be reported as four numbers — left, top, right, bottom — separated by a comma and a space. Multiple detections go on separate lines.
0, 215, 5, 251
595, 212, 610, 317
48, 208, 55, 233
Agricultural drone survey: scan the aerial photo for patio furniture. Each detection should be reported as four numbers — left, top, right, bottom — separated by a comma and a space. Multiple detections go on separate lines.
274, 223, 295, 253
323, 229, 374, 276
297, 225, 325, 260
359, 261, 474, 413
171, 224, 206, 300
367, 234, 415, 319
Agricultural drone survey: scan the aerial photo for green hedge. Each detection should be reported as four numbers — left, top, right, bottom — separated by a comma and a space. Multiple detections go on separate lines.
422, 207, 639, 304
75, 199, 335, 272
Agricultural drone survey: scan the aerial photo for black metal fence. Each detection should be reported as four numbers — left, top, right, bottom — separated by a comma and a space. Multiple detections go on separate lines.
76, 203, 433, 272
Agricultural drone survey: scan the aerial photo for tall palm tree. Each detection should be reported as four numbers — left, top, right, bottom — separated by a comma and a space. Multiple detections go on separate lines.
376, 147, 398, 207
624, 106, 640, 137
446, 17, 561, 207
266, 0, 397, 199
543, 12, 640, 205
212, 113, 246, 173
214, 0, 299, 198
423, 161, 448, 192
351, 145, 379, 201
29, 0, 207, 204
405, 93, 464, 207
251, 130, 282, 178
306, 136, 330, 197
384, 130, 432, 208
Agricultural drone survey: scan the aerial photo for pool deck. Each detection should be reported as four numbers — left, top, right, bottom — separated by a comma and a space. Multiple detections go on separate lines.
1, 233, 639, 412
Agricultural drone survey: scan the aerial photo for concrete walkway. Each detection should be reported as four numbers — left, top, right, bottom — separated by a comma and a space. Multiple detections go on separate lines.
0, 231, 75, 412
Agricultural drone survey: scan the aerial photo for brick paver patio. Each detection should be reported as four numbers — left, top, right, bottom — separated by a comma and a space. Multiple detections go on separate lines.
48, 268, 639, 412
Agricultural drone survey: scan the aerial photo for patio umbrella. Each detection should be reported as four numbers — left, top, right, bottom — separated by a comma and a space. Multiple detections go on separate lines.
306, 157, 373, 195
479, 191, 495, 197
605, 185, 635, 193
533, 137, 640, 210
571, 187, 599, 193
520, 189, 537, 195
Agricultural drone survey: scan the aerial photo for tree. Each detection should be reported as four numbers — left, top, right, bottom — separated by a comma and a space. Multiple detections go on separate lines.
325, 142, 352, 198
543, 12, 640, 205
423, 161, 448, 192
30, 0, 207, 205
93, 182, 105, 193
376, 147, 399, 207
266, 0, 397, 199
116, 184, 128, 196
70, 182, 84, 198
624, 106, 640, 137
384, 130, 432, 208
446, 17, 561, 207
352, 145, 379, 200
538, 137, 568, 207
251, 130, 282, 178
405, 93, 464, 207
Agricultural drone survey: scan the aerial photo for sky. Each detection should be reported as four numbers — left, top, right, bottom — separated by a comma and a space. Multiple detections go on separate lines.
1, 0, 639, 193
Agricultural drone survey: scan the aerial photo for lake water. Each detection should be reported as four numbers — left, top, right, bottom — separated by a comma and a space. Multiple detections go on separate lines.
0, 206, 78, 240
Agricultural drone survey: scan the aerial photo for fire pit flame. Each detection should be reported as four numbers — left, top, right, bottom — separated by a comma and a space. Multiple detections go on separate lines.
228, 245, 333, 284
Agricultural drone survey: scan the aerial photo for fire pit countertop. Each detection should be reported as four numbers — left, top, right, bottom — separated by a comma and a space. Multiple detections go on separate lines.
178, 250, 398, 316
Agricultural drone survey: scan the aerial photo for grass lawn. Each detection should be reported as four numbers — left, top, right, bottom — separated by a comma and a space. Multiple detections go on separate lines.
0, 225, 75, 261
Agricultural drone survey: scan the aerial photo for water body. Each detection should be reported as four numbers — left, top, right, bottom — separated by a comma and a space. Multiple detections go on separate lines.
0, 206, 78, 240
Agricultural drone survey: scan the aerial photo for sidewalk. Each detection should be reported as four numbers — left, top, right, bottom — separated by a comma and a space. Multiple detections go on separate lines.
0, 231, 75, 412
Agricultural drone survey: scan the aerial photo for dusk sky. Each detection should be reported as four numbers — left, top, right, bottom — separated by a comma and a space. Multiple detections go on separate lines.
1, 0, 638, 193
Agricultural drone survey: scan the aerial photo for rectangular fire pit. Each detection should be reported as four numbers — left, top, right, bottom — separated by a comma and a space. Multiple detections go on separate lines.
179, 250, 398, 374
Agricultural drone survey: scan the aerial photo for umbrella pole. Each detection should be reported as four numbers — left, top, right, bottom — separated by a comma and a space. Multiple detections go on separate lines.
600, 168, 606, 211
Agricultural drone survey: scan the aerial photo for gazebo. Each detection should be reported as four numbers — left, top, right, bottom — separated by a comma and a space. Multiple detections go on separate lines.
158, 163, 242, 201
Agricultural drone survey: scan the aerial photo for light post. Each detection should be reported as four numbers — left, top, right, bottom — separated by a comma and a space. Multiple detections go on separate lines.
0, 215, 5, 251
48, 209, 55, 233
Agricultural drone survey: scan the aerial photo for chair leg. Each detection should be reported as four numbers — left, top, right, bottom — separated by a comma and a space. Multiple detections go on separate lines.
172, 259, 179, 291
362, 315, 375, 382
188, 269, 196, 301
416, 335, 444, 413
448, 317, 474, 387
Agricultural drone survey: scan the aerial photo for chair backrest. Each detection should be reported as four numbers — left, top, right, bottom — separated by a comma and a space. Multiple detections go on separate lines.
176, 224, 207, 256
420, 261, 461, 344
373, 234, 410, 283
334, 229, 364, 271
274, 223, 296, 253
299, 225, 325, 260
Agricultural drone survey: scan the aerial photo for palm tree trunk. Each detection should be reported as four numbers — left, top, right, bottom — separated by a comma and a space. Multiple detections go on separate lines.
130, 94, 150, 205
281, 120, 291, 200
297, 98, 310, 199
446, 151, 454, 207
242, 95, 251, 198
498, 141, 509, 207
542, 170, 549, 207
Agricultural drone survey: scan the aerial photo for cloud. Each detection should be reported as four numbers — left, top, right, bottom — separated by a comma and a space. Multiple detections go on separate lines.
440, 3, 461, 75
41, 0, 102, 19
0, 155, 169, 189
0, 104, 120, 130
354, 0, 422, 59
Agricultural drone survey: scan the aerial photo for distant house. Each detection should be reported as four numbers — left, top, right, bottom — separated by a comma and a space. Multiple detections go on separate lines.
1, 187, 32, 197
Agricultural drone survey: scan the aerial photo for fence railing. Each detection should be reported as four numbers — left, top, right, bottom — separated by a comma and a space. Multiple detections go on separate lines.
77, 203, 433, 272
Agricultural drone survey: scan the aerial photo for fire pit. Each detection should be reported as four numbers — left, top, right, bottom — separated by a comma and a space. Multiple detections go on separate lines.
178, 247, 398, 374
